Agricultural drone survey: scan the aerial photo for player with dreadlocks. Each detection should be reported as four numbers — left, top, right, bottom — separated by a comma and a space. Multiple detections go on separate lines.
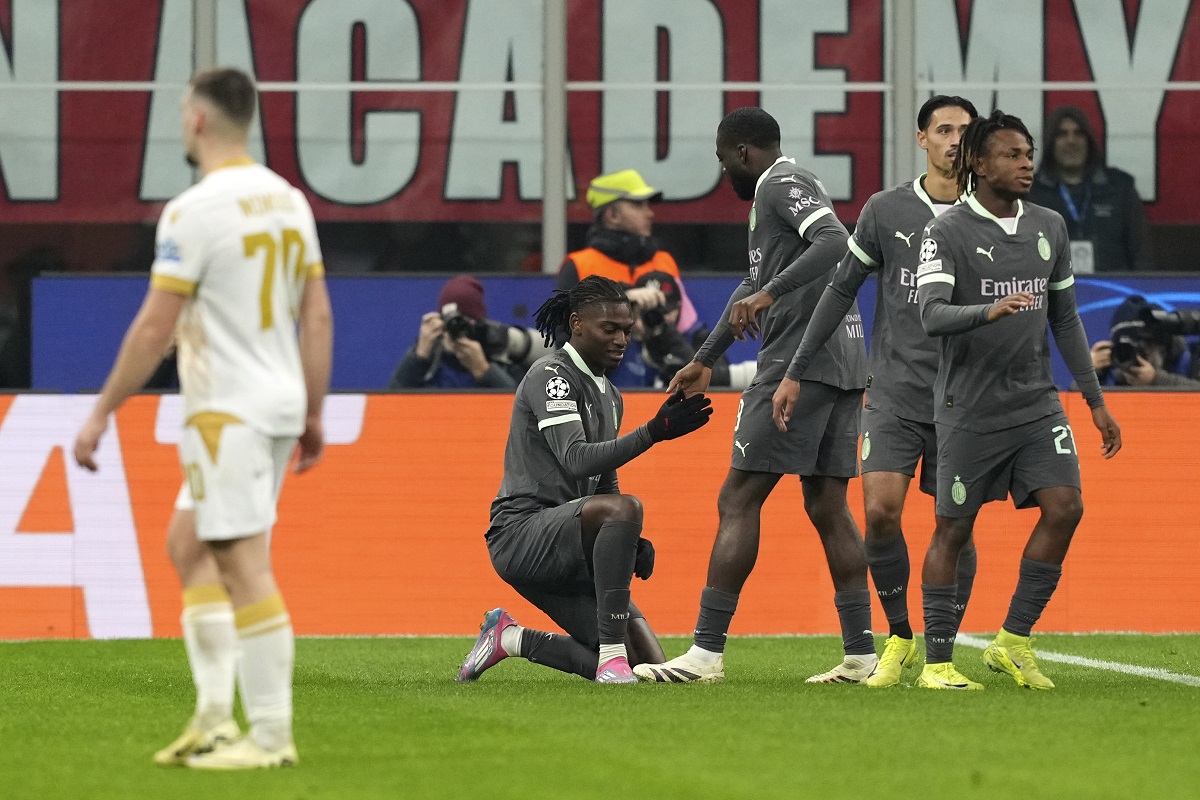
913, 110, 1121, 689
458, 275, 714, 684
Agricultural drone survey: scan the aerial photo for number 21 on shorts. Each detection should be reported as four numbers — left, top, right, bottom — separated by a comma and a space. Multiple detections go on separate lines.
1052, 424, 1077, 455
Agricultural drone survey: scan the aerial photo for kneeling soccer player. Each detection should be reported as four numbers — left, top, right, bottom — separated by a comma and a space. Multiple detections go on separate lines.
458, 276, 713, 684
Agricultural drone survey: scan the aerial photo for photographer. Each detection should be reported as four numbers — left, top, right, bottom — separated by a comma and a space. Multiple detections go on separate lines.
1090, 295, 1200, 389
390, 275, 545, 389
557, 169, 754, 389
609, 270, 756, 389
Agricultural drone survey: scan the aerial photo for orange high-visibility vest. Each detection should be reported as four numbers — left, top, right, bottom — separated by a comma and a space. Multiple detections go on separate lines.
564, 247, 680, 285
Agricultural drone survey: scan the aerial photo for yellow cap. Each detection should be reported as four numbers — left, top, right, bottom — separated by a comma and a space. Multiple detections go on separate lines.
585, 169, 663, 211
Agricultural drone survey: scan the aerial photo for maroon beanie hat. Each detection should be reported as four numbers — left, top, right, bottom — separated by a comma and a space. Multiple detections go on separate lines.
438, 275, 488, 320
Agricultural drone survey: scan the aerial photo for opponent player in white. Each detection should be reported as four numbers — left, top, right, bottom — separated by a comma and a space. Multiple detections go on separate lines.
74, 67, 332, 769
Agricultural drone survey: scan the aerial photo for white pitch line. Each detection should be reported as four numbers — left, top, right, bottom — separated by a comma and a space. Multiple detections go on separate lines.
955, 634, 1200, 687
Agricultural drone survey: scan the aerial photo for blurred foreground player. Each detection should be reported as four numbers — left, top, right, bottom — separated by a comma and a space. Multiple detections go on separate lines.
458, 277, 712, 684
74, 67, 332, 765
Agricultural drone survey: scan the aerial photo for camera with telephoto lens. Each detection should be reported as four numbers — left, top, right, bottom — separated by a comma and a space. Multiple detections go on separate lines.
1143, 307, 1200, 337
1110, 338, 1144, 370
441, 304, 545, 365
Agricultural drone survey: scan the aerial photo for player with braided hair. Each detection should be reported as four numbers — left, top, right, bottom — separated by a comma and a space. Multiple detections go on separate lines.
952, 110, 1034, 198
914, 110, 1121, 689
532, 273, 631, 347
458, 276, 713, 685
772, 95, 981, 688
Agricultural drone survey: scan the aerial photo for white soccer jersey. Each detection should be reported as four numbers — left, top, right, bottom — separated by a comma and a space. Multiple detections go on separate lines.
150, 158, 324, 436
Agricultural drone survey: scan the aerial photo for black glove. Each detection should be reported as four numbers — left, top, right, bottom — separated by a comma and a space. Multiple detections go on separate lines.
634, 537, 655, 580
647, 390, 713, 442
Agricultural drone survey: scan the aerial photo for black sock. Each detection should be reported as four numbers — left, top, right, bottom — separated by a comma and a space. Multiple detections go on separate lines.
866, 536, 912, 639
1002, 558, 1062, 637
922, 583, 958, 664
520, 628, 598, 680
834, 589, 876, 656
694, 586, 739, 653
591, 520, 641, 644
954, 543, 978, 628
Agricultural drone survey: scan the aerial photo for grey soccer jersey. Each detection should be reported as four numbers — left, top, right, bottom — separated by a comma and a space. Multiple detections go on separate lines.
788, 177, 951, 422
698, 156, 866, 388
490, 343, 652, 522
841, 178, 947, 420
916, 196, 1103, 432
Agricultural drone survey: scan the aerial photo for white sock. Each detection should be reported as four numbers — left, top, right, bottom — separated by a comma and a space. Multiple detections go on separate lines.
235, 594, 294, 751
598, 643, 627, 665
687, 644, 722, 664
180, 585, 236, 729
500, 625, 523, 657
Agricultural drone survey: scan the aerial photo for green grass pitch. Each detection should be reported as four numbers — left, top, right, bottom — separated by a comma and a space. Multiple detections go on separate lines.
3, 634, 1198, 799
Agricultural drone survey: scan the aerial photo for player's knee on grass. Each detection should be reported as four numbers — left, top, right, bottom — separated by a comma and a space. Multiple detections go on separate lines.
624, 618, 665, 666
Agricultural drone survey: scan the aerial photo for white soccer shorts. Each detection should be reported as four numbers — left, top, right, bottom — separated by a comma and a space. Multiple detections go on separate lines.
177, 418, 296, 541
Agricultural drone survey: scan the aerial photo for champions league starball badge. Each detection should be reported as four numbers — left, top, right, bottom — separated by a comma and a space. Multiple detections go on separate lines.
545, 376, 570, 399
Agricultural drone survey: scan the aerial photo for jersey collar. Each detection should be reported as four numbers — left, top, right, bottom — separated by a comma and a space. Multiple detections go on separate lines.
914, 174, 965, 216
210, 156, 257, 173
562, 342, 607, 394
754, 155, 796, 199
913, 174, 938, 216
966, 194, 1025, 234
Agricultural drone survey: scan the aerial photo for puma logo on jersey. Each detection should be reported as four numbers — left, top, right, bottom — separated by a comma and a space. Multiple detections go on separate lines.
544, 365, 560, 374
976, 246, 995, 262
734, 440, 749, 457
894, 231, 914, 246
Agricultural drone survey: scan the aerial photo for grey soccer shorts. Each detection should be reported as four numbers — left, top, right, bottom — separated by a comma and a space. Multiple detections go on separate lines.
485, 499, 644, 648
935, 411, 1082, 518
731, 379, 862, 477
859, 402, 938, 496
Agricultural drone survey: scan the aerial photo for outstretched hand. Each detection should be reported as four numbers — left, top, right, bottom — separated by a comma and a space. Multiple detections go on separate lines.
647, 390, 713, 442
666, 360, 712, 397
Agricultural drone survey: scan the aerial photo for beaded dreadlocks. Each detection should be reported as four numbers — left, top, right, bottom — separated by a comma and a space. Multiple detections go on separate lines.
953, 109, 1034, 198
533, 275, 631, 347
